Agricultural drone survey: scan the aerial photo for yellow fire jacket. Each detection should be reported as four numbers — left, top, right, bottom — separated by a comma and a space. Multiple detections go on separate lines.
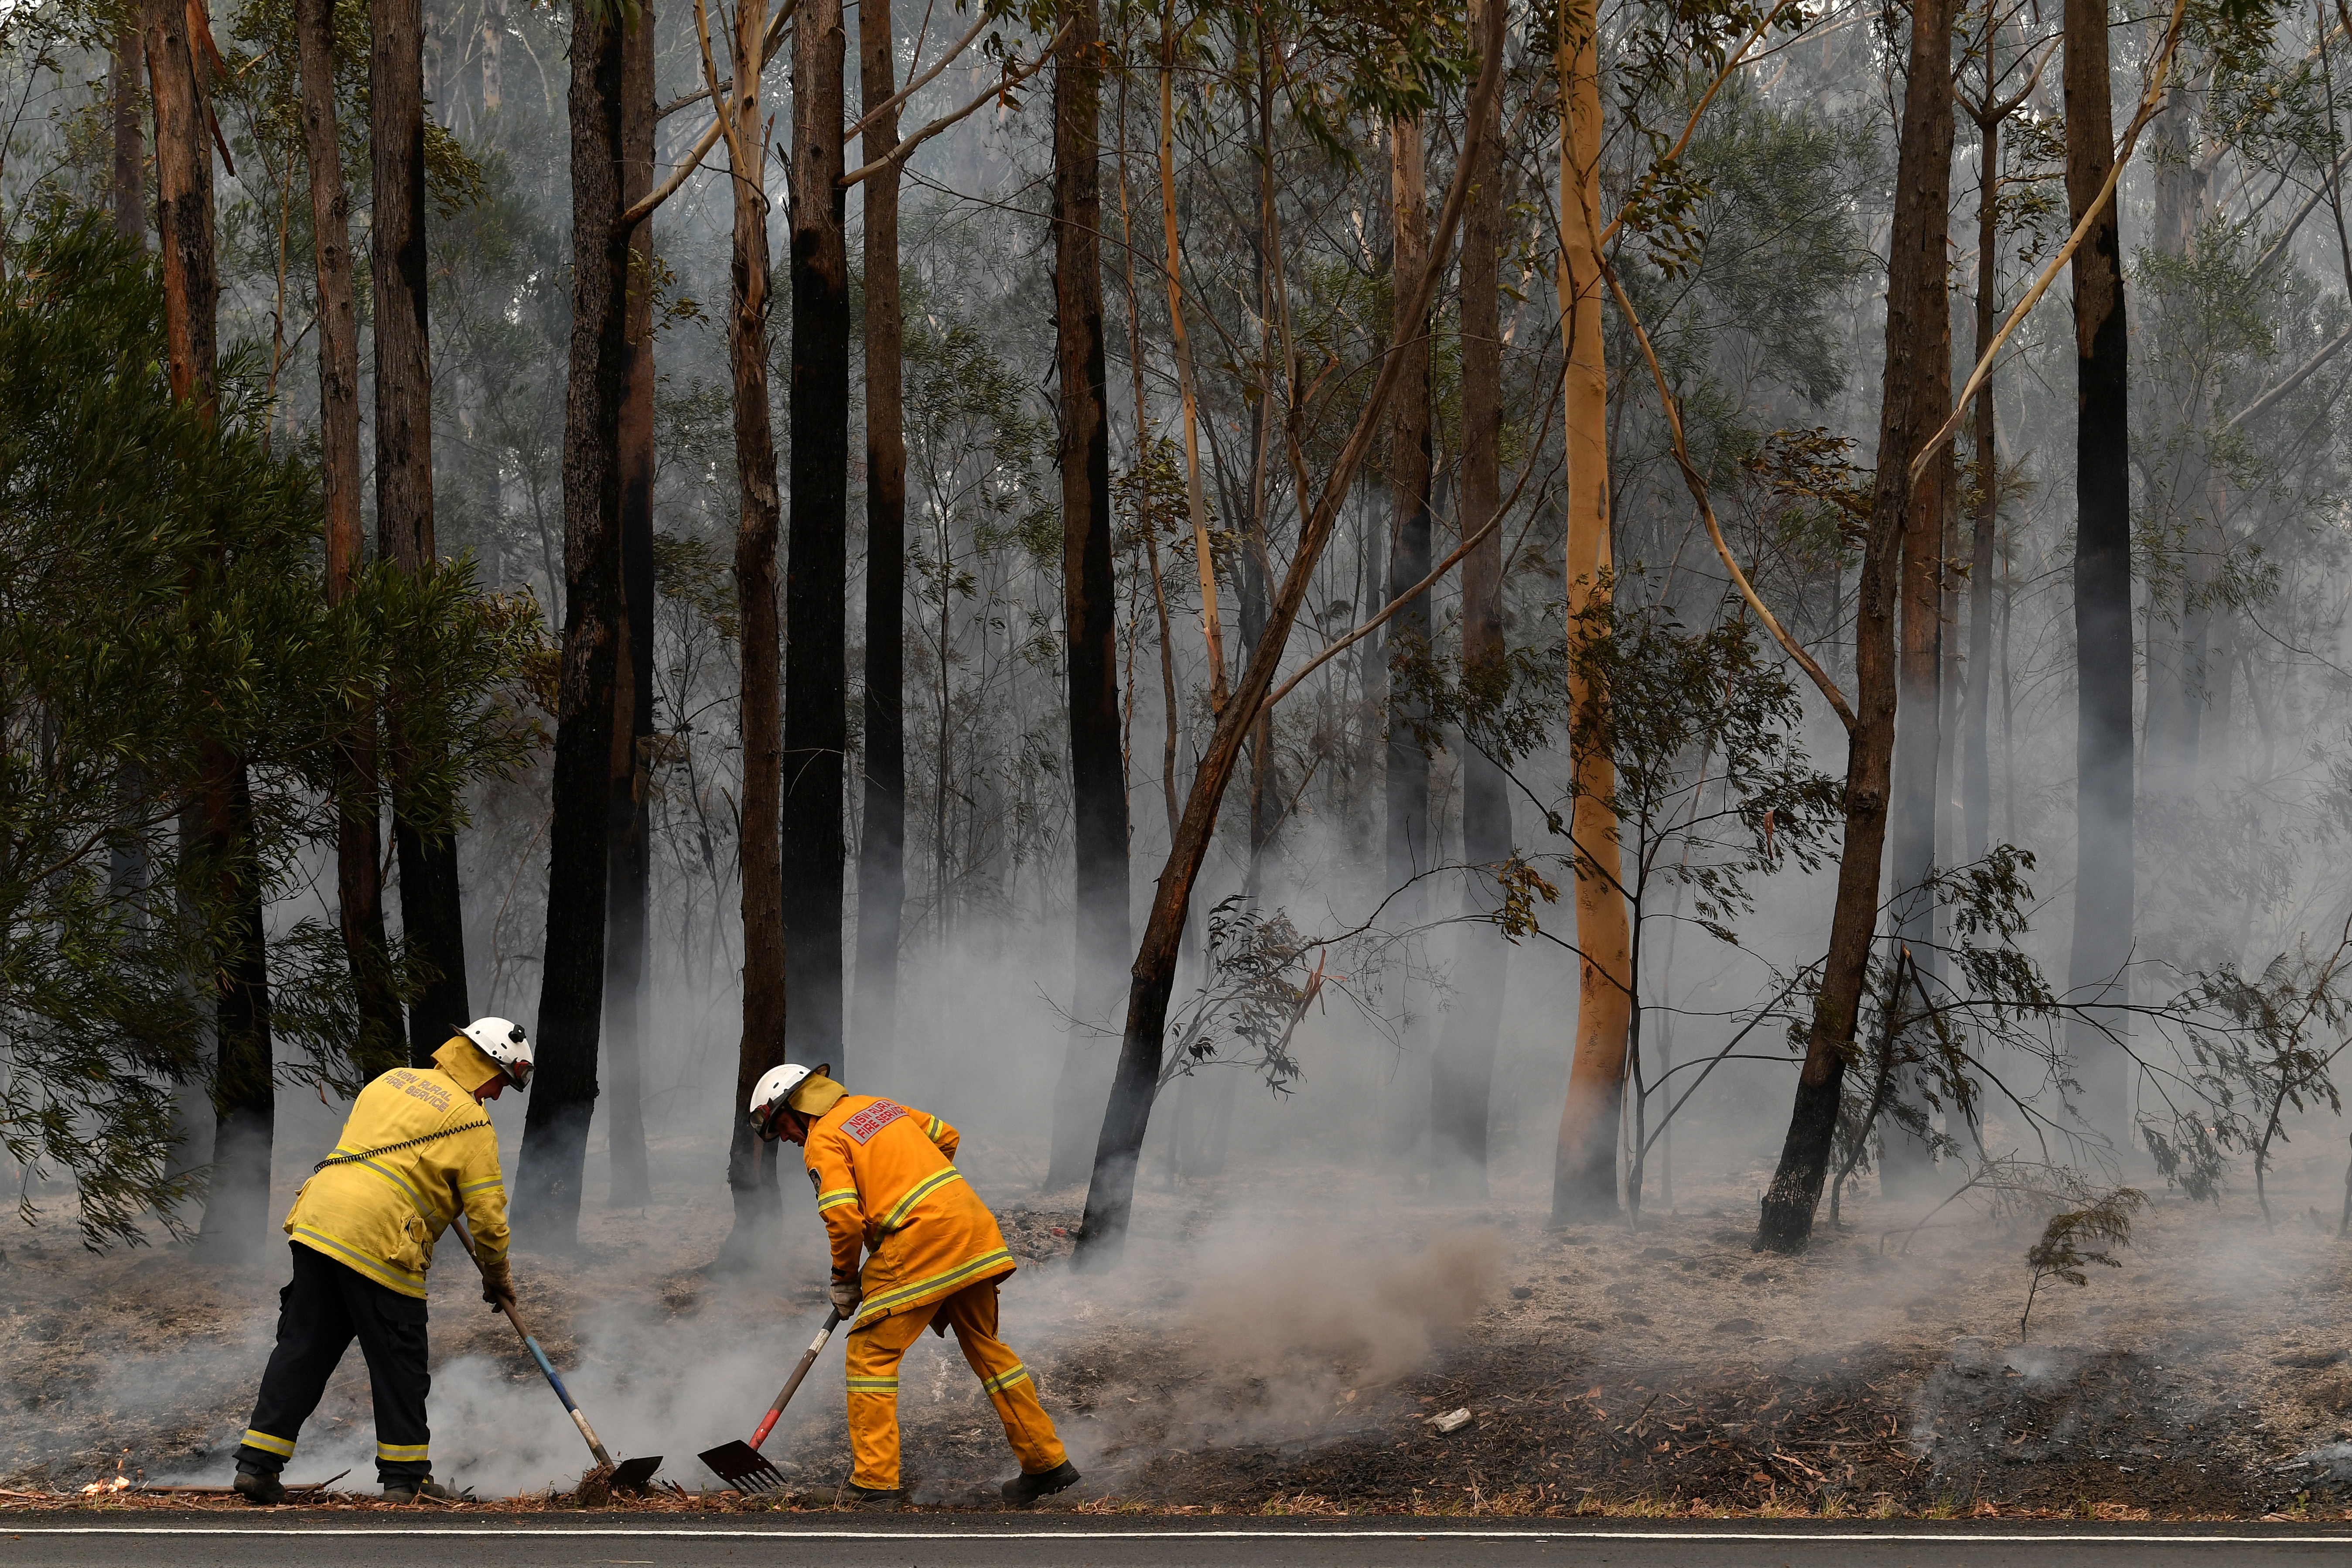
802, 1094, 1014, 1329
281, 1038, 511, 1298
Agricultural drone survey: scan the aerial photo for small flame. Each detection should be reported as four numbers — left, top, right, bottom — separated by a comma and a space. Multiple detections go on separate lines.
79, 1453, 133, 1495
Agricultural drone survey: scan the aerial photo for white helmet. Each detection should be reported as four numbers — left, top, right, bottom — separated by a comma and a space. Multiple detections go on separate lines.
747, 1063, 815, 1141
458, 1017, 533, 1090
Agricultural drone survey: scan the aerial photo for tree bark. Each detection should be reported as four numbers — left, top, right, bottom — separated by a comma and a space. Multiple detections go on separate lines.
1962, 103, 2000, 863
1383, 110, 1445, 1190
1047, 0, 1128, 1191
374, 0, 472, 1066
2065, 0, 2134, 1138
1755, 0, 1950, 1253
1882, 0, 1960, 1199
852, 0, 906, 1087
719, 0, 788, 1260
604, 0, 657, 1209
300, 0, 403, 1078
1435, 0, 1509, 1203
782, 0, 850, 1073
515, 0, 630, 1247
113, 21, 144, 242
1074, 7, 1503, 1268
1159, 1, 1226, 709
152, 0, 274, 1254
1549, 0, 1633, 1223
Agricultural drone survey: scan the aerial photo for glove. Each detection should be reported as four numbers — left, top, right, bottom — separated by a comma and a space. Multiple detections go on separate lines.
829, 1275, 861, 1319
480, 1258, 517, 1315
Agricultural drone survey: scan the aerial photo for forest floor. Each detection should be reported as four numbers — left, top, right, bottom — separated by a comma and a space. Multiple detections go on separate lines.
7, 1129, 2352, 1520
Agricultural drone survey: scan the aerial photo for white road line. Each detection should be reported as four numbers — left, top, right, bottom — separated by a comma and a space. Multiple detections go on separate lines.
2, 1527, 2349, 1543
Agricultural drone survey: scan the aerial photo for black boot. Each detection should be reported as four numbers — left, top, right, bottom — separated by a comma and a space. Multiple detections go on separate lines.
232, 1466, 285, 1506
381, 1476, 461, 1503
841, 1480, 903, 1510
1000, 1460, 1080, 1508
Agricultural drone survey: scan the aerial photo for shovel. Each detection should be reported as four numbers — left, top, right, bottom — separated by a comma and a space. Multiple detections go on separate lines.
452, 1217, 662, 1496
698, 1307, 846, 1494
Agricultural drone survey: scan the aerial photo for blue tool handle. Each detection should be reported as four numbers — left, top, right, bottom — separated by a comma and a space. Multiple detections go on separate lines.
524, 1336, 578, 1412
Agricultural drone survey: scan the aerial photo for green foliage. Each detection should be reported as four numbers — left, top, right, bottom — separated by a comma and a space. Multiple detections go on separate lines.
2020, 1186, 2144, 1337
0, 212, 531, 1243
1164, 894, 1318, 1096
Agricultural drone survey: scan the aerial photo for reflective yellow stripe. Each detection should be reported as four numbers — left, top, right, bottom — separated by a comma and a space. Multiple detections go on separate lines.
856, 1247, 1014, 1322
338, 1149, 445, 1222
879, 1168, 963, 1231
980, 1363, 1030, 1395
816, 1189, 860, 1212
458, 1176, 503, 1194
844, 1377, 900, 1393
290, 1228, 427, 1298
925, 1116, 943, 1141
376, 1442, 430, 1461
240, 1429, 295, 1458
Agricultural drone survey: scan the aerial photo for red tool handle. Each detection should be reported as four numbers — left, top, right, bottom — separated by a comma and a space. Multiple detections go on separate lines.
750, 1308, 846, 1450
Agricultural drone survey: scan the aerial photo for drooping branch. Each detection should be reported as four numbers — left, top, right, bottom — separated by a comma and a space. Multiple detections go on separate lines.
1905, 0, 2191, 492
839, 23, 1070, 188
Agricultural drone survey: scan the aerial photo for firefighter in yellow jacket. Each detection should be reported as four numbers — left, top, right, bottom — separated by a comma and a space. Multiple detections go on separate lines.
231, 1018, 534, 1505
749, 1063, 1080, 1509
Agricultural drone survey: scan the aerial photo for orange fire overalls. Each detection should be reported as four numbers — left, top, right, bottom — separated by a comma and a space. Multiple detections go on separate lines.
803, 1094, 1068, 1489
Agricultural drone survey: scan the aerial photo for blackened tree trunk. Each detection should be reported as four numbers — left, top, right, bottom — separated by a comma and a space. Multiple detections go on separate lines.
515, 0, 630, 1247
1046, 0, 1128, 1191
2065, 0, 2134, 1138
604, 2, 656, 1209
373, 0, 471, 1064
300, 0, 403, 1078
1962, 99, 2001, 863
151, 0, 274, 1253
1882, 32, 1958, 1196
852, 0, 907, 1085
1075, 13, 1503, 1267
782, 0, 850, 1074
113, 21, 143, 241
1755, 0, 1949, 1253
720, 0, 787, 1261
1434, 0, 1508, 1202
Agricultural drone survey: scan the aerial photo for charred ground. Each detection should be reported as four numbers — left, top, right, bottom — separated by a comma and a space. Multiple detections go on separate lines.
6, 1142, 2352, 1519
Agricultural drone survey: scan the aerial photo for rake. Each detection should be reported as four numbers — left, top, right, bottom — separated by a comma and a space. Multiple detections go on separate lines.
698, 1306, 846, 1494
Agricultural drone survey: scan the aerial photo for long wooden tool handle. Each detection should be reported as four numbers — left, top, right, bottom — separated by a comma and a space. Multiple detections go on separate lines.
454, 1216, 616, 1469
750, 1308, 844, 1450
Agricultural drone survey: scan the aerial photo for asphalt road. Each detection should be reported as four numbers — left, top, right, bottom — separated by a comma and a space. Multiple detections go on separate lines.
6, 1515, 2352, 1567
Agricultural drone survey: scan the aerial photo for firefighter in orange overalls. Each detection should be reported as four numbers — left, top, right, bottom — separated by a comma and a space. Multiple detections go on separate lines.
748, 1063, 1080, 1510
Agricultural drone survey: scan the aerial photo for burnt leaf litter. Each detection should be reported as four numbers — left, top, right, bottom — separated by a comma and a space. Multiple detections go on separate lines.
8, 1186, 2352, 1519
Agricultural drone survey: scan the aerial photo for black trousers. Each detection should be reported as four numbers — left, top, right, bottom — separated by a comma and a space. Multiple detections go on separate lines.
236, 1242, 433, 1482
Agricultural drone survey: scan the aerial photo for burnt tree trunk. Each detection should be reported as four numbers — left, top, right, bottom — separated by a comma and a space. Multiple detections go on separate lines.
1434, 0, 1509, 1203
1385, 113, 1441, 1179
113, 20, 143, 241
783, 0, 850, 1073
2065, 0, 2134, 1138
516, 0, 630, 1246
373, 0, 472, 1064
1075, 10, 1502, 1267
1961, 100, 2000, 863
1046, 0, 1128, 1191
1755, 0, 1949, 1253
853, 0, 907, 1083
300, 0, 403, 1077
722, 0, 788, 1261
152, 0, 274, 1254
604, 3, 656, 1208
